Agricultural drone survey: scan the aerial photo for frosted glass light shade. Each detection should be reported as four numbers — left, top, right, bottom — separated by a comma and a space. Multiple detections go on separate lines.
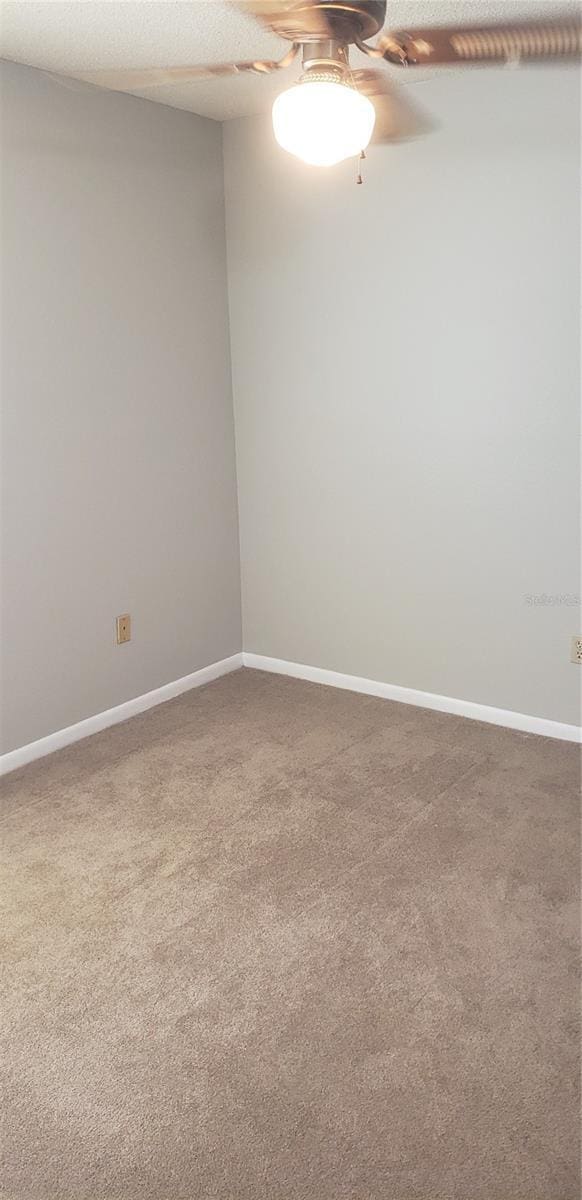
272, 78, 376, 167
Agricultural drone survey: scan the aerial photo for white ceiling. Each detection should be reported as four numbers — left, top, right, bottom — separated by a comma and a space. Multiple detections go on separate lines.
0, 0, 576, 120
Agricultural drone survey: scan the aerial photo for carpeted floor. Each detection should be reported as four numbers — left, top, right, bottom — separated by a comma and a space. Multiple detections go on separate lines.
1, 668, 580, 1200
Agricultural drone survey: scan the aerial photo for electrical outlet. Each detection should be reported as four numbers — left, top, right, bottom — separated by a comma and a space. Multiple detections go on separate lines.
116, 614, 131, 645
571, 636, 582, 665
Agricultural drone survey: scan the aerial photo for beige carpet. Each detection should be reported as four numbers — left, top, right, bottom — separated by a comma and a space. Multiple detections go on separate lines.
1, 668, 580, 1199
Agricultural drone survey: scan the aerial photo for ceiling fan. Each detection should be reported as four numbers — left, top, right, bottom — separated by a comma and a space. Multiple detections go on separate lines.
77, 1, 581, 167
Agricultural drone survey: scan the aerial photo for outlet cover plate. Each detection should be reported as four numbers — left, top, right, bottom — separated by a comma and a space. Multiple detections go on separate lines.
116, 614, 131, 645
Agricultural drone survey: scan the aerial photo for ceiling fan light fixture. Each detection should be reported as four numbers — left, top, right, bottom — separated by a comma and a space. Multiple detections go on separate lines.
272, 75, 376, 167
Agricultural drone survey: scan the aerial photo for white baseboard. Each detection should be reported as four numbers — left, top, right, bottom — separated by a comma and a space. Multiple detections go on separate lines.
242, 653, 582, 744
0, 653, 243, 777
3, 648, 579, 776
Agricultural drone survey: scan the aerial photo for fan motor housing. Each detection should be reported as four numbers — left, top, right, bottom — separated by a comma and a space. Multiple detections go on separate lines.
278, 1, 386, 42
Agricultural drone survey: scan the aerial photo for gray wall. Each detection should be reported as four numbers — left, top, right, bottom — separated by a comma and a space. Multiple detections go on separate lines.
0, 61, 241, 754
224, 66, 581, 726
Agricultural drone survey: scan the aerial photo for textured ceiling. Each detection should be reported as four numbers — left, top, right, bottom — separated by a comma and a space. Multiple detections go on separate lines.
0, 0, 576, 120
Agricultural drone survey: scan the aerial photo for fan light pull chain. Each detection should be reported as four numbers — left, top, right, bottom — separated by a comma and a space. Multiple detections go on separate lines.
356, 149, 366, 185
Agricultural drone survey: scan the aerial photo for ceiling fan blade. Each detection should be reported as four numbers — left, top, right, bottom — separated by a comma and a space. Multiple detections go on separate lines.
378, 16, 581, 66
352, 69, 434, 142
76, 49, 298, 92
242, 0, 334, 40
